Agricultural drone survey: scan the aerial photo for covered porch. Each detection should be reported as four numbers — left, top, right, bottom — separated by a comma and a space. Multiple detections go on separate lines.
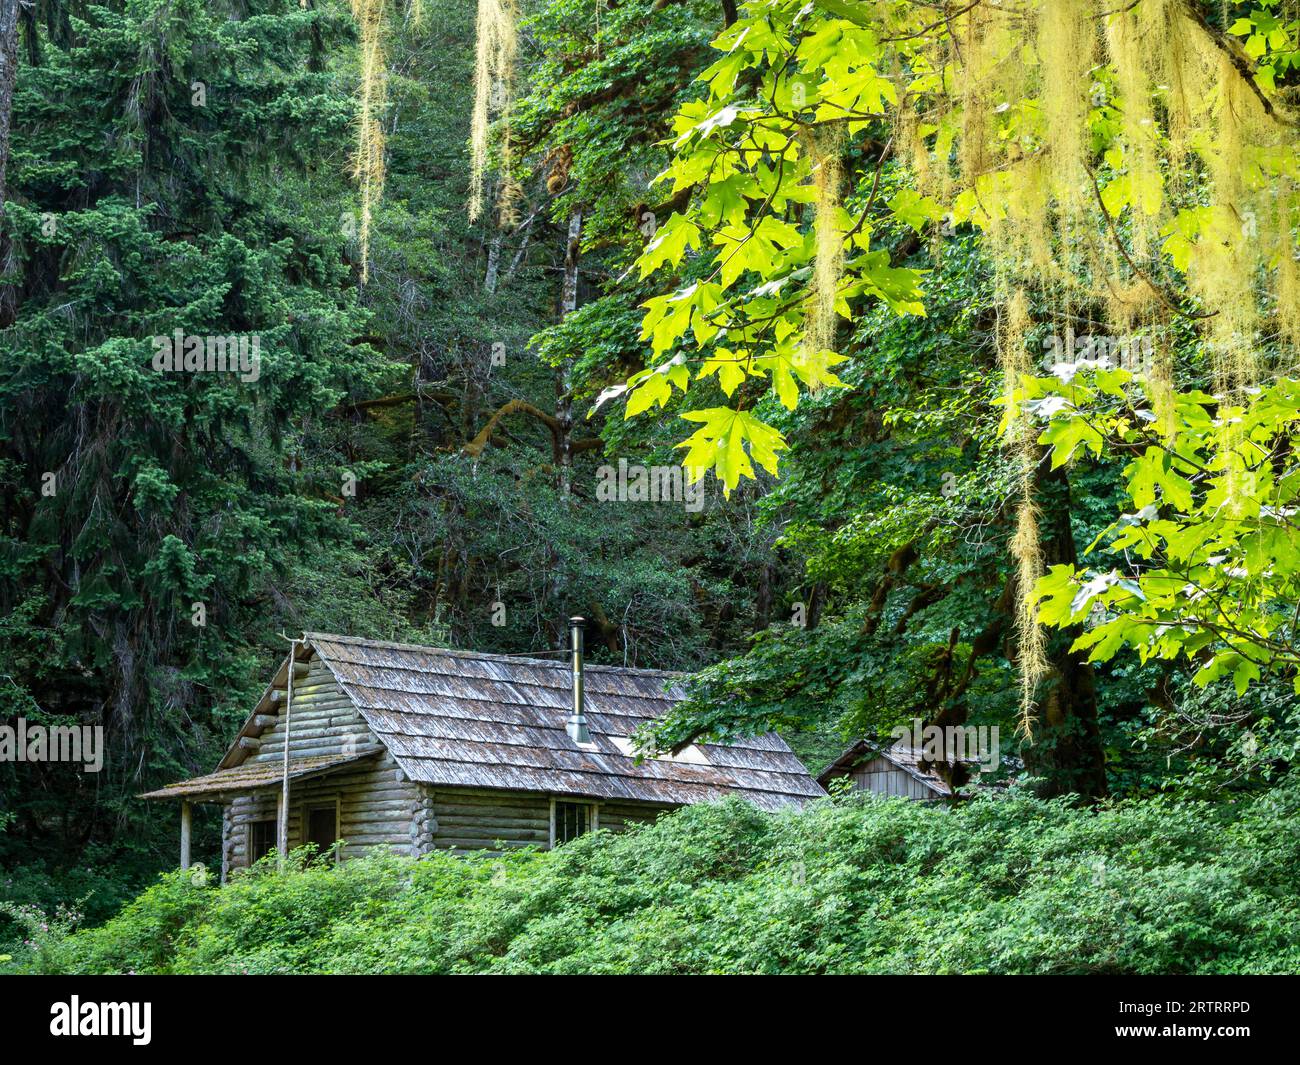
139, 752, 381, 876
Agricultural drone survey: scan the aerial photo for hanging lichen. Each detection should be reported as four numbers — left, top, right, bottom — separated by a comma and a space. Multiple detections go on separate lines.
498, 135, 523, 231
1138, 0, 1193, 167
469, 0, 519, 223
956, 5, 994, 192
1149, 342, 1179, 442
1005, 156, 1054, 279
1104, 8, 1160, 260
803, 129, 845, 387
1000, 288, 1049, 735
1108, 280, 1176, 440
345, 0, 436, 282
885, 0, 1300, 729
901, 0, 1294, 363
897, 99, 930, 203
1036, 0, 1092, 215
352, 0, 387, 284
1205, 56, 1264, 395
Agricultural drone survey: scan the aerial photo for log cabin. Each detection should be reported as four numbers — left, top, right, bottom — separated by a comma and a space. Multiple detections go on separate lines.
141, 620, 824, 879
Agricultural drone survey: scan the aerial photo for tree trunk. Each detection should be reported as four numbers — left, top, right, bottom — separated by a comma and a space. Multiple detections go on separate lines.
555, 208, 582, 499
543, 208, 583, 643
484, 232, 501, 294
1022, 462, 1109, 800
0, 0, 20, 327
901, 461, 1108, 800
0, 0, 17, 210
754, 561, 773, 633
806, 581, 827, 631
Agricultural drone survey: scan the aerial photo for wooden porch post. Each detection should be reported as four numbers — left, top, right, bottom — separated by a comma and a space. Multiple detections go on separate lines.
180, 800, 192, 870
275, 787, 286, 872
277, 638, 299, 872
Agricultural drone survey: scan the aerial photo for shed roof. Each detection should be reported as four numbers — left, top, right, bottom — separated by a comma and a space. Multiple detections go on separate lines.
305, 634, 823, 811
818, 740, 953, 797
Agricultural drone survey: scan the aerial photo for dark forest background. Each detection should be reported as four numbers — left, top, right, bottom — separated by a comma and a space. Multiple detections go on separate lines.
1, 0, 1291, 926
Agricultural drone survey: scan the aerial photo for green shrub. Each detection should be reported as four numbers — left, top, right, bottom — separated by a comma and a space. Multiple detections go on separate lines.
0, 898, 85, 974
33, 780, 1300, 975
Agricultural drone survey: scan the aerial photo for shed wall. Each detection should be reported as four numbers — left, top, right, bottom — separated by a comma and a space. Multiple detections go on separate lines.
829, 756, 941, 800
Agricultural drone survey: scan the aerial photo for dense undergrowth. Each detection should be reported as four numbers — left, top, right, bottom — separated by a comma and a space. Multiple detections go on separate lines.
6, 782, 1299, 976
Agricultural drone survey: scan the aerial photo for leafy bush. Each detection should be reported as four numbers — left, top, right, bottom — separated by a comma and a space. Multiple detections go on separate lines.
25, 780, 1300, 975
0, 898, 86, 974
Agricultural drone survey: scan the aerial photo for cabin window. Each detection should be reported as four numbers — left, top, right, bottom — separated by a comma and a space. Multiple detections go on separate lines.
552, 801, 594, 846
249, 819, 276, 863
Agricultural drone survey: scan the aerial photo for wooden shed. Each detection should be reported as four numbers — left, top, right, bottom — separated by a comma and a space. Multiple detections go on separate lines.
817, 740, 954, 801
141, 626, 824, 878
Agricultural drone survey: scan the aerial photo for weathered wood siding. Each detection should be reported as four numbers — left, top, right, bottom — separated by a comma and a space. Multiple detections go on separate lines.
423, 786, 675, 855
223, 656, 421, 873
599, 800, 673, 832
224, 752, 421, 872
241, 657, 375, 765
428, 787, 549, 855
830, 755, 941, 800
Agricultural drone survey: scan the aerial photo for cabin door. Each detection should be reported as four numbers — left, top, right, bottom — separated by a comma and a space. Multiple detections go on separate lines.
305, 802, 339, 858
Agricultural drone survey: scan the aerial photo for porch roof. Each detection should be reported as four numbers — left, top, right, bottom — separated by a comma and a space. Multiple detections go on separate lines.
138, 751, 379, 802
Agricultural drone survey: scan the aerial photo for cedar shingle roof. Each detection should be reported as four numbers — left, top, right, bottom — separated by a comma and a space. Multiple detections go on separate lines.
306, 633, 823, 811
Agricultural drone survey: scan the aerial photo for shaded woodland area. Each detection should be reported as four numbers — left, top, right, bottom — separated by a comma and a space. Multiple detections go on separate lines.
2, 0, 1299, 952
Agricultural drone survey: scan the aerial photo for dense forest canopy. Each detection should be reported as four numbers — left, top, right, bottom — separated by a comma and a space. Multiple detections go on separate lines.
0, 0, 1298, 926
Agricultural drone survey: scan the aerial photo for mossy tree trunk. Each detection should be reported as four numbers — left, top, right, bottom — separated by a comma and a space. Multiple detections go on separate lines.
1022, 462, 1108, 800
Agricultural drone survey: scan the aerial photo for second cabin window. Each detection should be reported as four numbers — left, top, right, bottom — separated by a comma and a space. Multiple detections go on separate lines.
553, 801, 593, 846
249, 819, 276, 863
